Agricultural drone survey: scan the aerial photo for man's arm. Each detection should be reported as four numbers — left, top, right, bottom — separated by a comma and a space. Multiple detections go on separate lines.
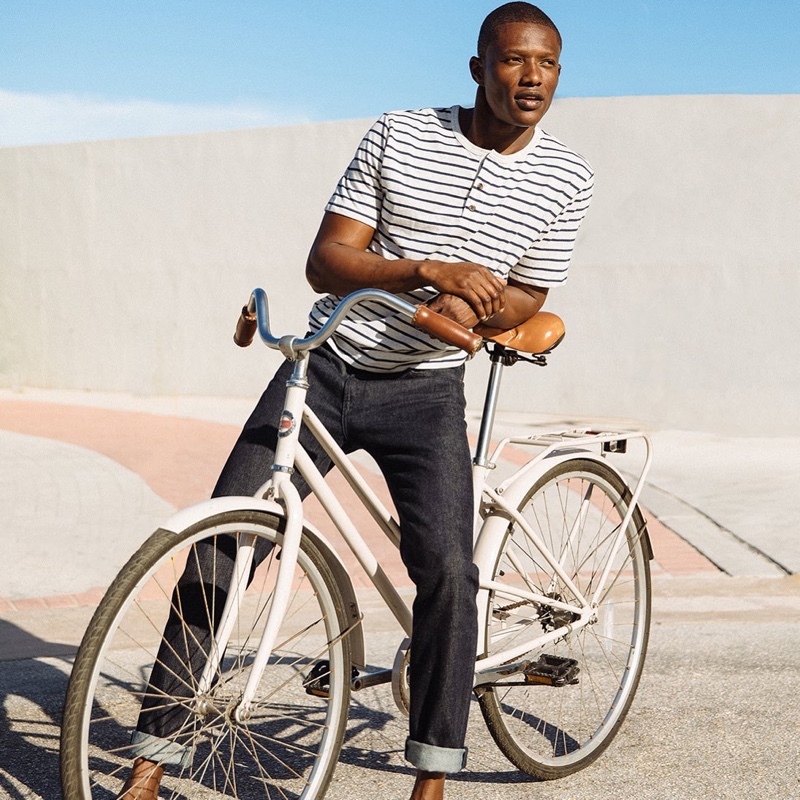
426, 281, 548, 330
305, 211, 508, 321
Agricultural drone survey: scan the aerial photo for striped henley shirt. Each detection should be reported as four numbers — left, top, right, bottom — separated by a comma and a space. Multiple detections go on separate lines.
309, 105, 594, 372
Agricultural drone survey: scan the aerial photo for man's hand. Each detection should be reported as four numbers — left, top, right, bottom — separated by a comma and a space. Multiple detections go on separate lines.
427, 280, 549, 334
425, 293, 481, 328
419, 261, 506, 321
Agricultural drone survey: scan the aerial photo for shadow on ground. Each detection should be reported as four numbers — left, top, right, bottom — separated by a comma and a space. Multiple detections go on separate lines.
0, 620, 72, 798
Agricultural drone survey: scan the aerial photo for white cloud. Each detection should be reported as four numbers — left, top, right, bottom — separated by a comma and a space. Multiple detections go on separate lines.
0, 89, 310, 148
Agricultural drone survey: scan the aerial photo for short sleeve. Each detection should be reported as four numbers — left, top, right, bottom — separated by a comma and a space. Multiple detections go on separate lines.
510, 174, 594, 287
325, 115, 389, 229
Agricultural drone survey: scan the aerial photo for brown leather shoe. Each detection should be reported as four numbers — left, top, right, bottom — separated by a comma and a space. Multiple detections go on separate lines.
118, 757, 164, 799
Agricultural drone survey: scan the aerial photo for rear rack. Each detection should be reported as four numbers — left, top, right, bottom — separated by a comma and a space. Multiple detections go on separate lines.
489, 428, 654, 514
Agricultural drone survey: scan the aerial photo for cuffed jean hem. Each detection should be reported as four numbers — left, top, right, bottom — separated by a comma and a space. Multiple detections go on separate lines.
405, 738, 467, 773
130, 731, 192, 769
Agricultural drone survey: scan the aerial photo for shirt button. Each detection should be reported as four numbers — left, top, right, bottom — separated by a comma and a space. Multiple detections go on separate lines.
477, 182, 484, 190
468, 203, 477, 212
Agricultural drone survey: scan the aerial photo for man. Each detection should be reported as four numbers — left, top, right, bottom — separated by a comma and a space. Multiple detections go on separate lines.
121, 3, 592, 798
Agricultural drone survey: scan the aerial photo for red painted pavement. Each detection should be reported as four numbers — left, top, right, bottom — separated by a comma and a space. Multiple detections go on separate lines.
0, 399, 717, 613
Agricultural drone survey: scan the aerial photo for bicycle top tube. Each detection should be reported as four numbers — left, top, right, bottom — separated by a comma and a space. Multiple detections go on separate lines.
237, 286, 483, 361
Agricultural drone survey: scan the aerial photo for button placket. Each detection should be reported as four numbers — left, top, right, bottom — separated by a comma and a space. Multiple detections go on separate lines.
465, 160, 490, 215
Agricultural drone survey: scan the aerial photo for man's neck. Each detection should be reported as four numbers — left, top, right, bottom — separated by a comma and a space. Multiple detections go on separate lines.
458, 104, 536, 155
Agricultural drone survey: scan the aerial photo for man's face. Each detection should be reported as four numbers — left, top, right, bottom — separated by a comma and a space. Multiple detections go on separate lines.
471, 22, 562, 130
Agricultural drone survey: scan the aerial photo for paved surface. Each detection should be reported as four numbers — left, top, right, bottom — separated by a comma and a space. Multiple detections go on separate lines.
1, 388, 799, 799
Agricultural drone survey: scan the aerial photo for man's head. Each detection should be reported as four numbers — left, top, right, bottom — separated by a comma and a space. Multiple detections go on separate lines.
471, 3, 562, 134
478, 2, 561, 58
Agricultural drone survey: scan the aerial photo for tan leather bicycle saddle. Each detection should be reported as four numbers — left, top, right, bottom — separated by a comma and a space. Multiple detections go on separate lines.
474, 311, 565, 355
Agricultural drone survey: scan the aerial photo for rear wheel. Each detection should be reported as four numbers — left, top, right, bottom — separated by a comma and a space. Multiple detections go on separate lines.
479, 458, 651, 779
61, 510, 352, 799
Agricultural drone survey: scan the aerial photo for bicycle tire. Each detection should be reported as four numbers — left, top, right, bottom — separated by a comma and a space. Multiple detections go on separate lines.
61, 509, 352, 800
478, 458, 651, 780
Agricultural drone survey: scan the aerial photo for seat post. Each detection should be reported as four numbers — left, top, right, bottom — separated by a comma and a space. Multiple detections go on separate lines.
473, 345, 507, 468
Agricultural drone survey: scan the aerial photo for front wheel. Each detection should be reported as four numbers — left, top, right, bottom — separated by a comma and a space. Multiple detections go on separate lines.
478, 458, 651, 780
60, 510, 352, 799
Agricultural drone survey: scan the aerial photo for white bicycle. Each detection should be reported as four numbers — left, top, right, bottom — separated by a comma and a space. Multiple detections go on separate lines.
60, 288, 653, 799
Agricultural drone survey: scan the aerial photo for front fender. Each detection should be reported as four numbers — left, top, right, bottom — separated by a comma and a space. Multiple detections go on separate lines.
161, 497, 366, 668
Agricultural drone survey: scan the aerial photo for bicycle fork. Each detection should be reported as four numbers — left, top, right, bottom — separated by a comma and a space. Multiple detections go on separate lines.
196, 355, 311, 721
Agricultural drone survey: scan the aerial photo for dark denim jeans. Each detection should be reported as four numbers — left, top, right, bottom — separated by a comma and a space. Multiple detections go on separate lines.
133, 344, 478, 773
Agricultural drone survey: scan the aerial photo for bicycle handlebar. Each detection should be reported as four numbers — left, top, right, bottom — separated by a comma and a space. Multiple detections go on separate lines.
410, 305, 484, 354
233, 288, 483, 358
233, 306, 258, 347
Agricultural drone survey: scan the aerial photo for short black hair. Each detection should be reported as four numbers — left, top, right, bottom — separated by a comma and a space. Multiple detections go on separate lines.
477, 2, 562, 58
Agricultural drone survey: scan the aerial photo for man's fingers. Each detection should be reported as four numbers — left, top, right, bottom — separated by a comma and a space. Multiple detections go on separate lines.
427, 260, 507, 318
427, 293, 481, 328
469, 291, 494, 320
475, 281, 506, 319
488, 284, 506, 316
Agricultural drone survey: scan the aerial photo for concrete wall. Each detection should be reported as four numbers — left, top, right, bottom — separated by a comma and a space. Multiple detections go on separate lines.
1, 95, 798, 435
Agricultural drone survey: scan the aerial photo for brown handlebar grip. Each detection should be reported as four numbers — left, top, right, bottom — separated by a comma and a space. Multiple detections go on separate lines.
412, 305, 483, 355
234, 306, 258, 347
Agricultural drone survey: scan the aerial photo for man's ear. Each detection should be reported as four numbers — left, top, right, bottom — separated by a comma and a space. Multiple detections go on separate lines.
469, 56, 483, 86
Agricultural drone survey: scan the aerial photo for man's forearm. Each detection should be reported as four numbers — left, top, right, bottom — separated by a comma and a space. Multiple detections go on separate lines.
306, 211, 506, 319
306, 241, 428, 296
482, 284, 547, 329
429, 283, 547, 331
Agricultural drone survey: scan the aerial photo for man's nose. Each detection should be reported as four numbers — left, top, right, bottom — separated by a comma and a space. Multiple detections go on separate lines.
520, 60, 542, 85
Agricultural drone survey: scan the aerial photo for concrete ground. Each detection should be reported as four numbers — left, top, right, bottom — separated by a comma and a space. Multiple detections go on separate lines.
0, 388, 799, 799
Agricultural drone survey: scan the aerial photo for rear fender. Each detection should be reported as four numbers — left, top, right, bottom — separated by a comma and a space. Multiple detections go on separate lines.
496, 449, 607, 507
492, 449, 653, 558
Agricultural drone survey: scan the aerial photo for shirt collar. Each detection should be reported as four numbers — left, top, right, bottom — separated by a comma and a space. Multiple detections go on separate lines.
449, 105, 543, 162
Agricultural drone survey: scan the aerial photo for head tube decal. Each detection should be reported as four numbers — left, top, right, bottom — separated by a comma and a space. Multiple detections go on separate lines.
278, 410, 295, 437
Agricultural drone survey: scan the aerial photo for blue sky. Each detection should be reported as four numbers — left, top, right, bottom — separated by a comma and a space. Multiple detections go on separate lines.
1, 0, 798, 147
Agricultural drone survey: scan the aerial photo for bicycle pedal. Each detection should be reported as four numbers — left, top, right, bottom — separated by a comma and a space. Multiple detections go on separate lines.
303, 660, 332, 698
303, 661, 359, 698
523, 654, 579, 687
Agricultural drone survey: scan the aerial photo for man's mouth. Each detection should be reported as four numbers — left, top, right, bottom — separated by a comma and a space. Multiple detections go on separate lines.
515, 92, 545, 111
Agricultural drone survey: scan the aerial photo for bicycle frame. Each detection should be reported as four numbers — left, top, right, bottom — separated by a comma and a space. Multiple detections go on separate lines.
60, 283, 658, 800
186, 289, 653, 717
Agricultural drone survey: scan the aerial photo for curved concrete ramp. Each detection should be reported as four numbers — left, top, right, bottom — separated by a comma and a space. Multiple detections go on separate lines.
0, 430, 174, 599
